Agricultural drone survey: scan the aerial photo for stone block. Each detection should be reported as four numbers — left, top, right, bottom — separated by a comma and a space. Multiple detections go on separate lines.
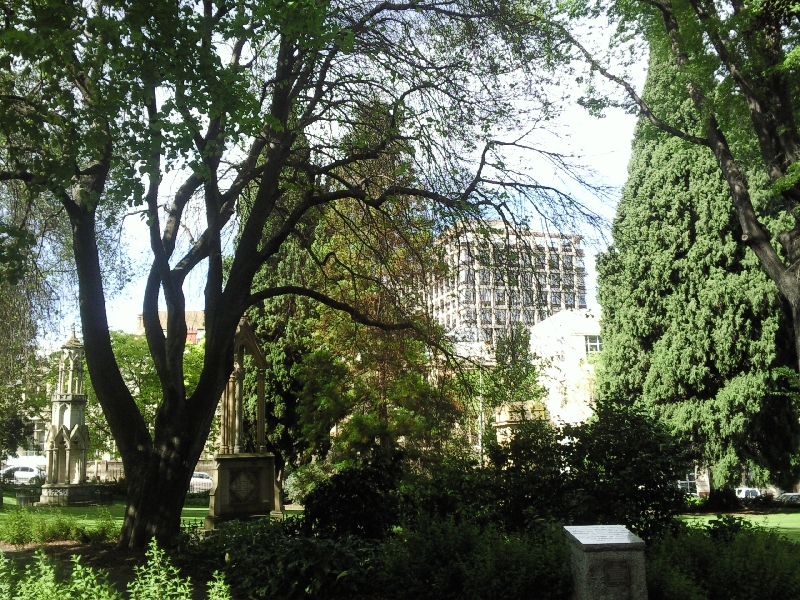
205, 453, 281, 530
563, 525, 648, 600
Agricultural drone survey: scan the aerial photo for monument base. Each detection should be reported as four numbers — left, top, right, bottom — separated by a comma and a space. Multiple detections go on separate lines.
38, 483, 94, 507
205, 453, 282, 531
563, 525, 648, 600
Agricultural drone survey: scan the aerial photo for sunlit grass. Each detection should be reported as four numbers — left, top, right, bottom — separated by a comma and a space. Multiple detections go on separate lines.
0, 492, 207, 528
680, 510, 800, 543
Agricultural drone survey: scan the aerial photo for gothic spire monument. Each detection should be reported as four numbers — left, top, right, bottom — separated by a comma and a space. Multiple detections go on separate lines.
39, 330, 92, 506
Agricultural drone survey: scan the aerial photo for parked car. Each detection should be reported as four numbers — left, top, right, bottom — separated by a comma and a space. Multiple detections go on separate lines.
189, 471, 213, 492
776, 493, 800, 504
1, 465, 45, 484
735, 487, 761, 500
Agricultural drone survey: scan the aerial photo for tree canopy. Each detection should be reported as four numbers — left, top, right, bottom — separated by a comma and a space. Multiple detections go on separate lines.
597, 51, 800, 488
0, 0, 589, 546
567, 0, 800, 370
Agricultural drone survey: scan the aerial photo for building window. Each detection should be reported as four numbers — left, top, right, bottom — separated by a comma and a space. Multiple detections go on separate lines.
510, 290, 521, 306
521, 272, 533, 287
510, 309, 521, 323
493, 269, 504, 285
523, 289, 536, 306
538, 291, 549, 306
523, 309, 536, 324
562, 255, 573, 269
549, 272, 561, 289
678, 472, 697, 495
585, 335, 602, 354
481, 328, 493, 343
463, 288, 475, 304
480, 288, 491, 306
565, 292, 575, 308
463, 308, 476, 325
481, 308, 492, 325
495, 309, 507, 325
479, 270, 491, 285
579, 293, 587, 308
535, 254, 546, 269
494, 289, 506, 305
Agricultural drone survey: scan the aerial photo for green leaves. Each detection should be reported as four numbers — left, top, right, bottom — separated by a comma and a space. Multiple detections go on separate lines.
597, 49, 800, 487
0, 221, 35, 285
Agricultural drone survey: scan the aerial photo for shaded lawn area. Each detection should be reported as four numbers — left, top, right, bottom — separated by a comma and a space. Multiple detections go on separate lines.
0, 491, 208, 528
680, 510, 800, 543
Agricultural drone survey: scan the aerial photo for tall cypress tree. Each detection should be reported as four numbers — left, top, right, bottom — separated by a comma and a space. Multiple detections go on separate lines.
597, 47, 800, 489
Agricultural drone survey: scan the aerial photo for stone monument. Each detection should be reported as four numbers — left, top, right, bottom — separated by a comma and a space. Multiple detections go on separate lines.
38, 331, 92, 506
205, 318, 283, 530
563, 525, 648, 600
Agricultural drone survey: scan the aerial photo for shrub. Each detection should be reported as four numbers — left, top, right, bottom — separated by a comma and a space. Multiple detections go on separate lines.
302, 449, 404, 540
0, 539, 231, 600
372, 519, 572, 600
561, 403, 691, 539
177, 518, 373, 600
646, 518, 800, 600
404, 404, 689, 539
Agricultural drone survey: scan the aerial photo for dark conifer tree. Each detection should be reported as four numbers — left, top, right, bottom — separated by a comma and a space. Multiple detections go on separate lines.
597, 49, 800, 488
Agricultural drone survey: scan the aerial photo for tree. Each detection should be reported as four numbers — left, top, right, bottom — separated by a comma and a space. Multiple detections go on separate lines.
76, 332, 205, 459
596, 52, 800, 488
485, 322, 547, 418
0, 1, 583, 546
243, 217, 463, 497
564, 0, 800, 370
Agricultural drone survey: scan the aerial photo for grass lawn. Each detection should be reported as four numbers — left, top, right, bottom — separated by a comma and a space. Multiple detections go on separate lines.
0, 490, 208, 529
680, 510, 800, 543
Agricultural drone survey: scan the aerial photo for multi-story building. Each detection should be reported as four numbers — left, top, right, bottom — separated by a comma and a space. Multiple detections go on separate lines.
429, 224, 588, 355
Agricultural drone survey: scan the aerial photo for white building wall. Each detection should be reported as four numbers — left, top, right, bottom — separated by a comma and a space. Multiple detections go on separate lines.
529, 309, 600, 425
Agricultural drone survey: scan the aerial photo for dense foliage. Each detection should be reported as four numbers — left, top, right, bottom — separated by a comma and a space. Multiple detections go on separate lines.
597, 50, 800, 488
300, 403, 690, 540
647, 517, 800, 599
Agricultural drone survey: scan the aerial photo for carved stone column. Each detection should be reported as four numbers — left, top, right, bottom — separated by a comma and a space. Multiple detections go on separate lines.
257, 368, 266, 453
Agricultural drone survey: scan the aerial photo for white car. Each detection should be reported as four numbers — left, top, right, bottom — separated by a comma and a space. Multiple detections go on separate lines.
189, 471, 213, 492
735, 487, 761, 500
1, 465, 45, 484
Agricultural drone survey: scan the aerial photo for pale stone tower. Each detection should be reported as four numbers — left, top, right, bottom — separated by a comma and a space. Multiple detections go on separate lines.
39, 331, 92, 506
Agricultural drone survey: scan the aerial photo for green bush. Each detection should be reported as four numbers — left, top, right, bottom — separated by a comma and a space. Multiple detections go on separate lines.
647, 518, 800, 599
405, 405, 689, 540
178, 518, 373, 600
0, 538, 231, 600
179, 516, 573, 600
372, 519, 572, 600
302, 449, 404, 540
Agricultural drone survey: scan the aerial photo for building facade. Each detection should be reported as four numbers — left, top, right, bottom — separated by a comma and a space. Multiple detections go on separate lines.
429, 225, 588, 356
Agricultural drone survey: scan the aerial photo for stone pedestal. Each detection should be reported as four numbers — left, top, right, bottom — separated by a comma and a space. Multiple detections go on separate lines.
205, 453, 282, 530
563, 525, 648, 600
38, 483, 94, 507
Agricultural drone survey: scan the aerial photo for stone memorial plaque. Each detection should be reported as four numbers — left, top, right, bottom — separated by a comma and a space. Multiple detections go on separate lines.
563, 525, 648, 600
563, 525, 644, 550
